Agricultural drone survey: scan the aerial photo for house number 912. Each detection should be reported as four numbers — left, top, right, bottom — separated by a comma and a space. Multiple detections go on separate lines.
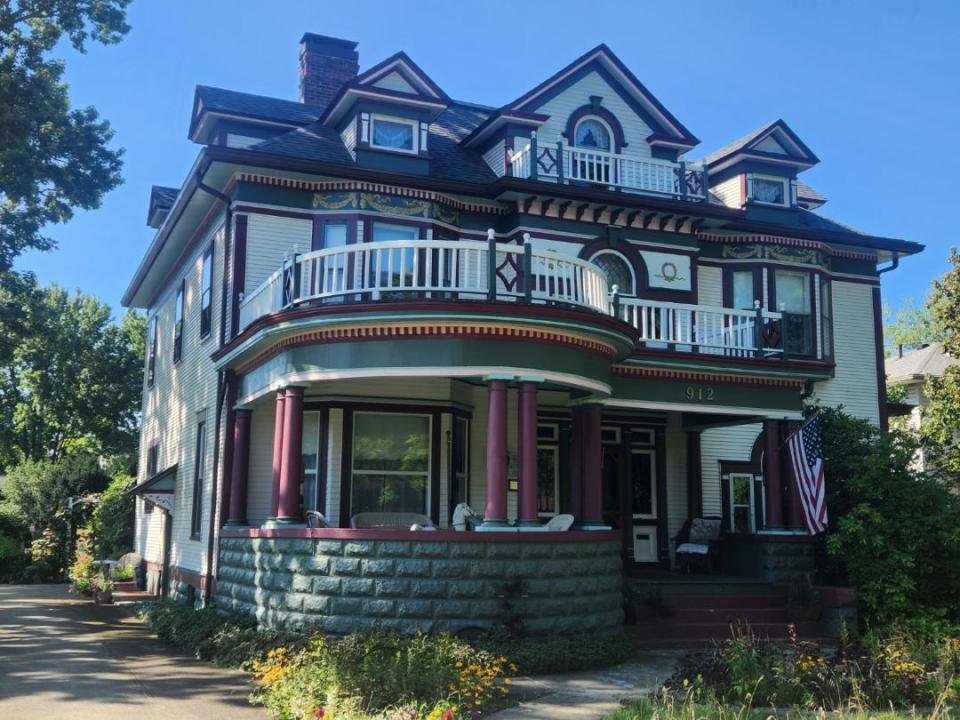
685, 386, 716, 401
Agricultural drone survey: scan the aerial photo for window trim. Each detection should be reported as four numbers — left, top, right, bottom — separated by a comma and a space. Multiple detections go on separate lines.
771, 268, 816, 357
190, 421, 206, 539
349, 411, 433, 517
631, 448, 657, 520
573, 115, 615, 153
369, 114, 419, 155
301, 410, 324, 513
199, 244, 213, 340
747, 173, 790, 207
172, 279, 185, 364
726, 472, 757, 534
146, 316, 158, 388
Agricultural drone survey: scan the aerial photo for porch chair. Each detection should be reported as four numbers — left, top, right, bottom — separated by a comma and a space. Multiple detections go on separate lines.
541, 514, 575, 531
350, 512, 435, 530
452, 503, 482, 531
673, 517, 725, 573
306, 510, 329, 529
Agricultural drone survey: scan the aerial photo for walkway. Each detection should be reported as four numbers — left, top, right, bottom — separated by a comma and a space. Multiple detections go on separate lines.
0, 584, 266, 720
488, 652, 680, 720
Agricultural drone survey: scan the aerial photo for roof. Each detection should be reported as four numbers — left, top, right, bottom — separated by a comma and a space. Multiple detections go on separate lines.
131, 464, 178, 495
796, 180, 826, 204
703, 119, 819, 169
151, 185, 179, 208
190, 86, 324, 139
886, 343, 959, 383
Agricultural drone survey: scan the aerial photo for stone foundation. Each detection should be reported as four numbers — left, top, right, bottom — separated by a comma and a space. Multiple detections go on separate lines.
216, 531, 623, 634
721, 535, 816, 584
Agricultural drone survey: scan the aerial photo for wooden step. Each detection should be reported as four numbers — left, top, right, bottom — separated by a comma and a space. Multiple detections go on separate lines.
667, 607, 789, 624
627, 620, 820, 646
661, 593, 787, 610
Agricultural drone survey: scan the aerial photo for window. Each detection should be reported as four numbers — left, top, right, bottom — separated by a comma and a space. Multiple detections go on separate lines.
775, 270, 813, 355
146, 443, 159, 477
200, 246, 213, 339
450, 417, 470, 512
147, 316, 157, 388
173, 280, 184, 363
574, 118, 612, 151
537, 445, 559, 517
371, 115, 417, 153
591, 252, 635, 295
731, 270, 756, 310
820, 277, 833, 358
631, 450, 656, 520
190, 422, 206, 538
370, 222, 419, 292
301, 412, 322, 512
316, 222, 349, 295
351, 412, 431, 516
728, 473, 756, 533
749, 175, 787, 205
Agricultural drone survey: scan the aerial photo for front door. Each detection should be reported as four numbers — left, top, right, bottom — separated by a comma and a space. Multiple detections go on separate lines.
601, 432, 660, 566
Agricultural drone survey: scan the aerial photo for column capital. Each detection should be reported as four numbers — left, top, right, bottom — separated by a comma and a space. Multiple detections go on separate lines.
483, 373, 514, 383
517, 375, 545, 385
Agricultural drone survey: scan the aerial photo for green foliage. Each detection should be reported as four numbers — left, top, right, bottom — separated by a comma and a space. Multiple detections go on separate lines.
112, 564, 133, 581
69, 527, 94, 583
813, 405, 960, 627
658, 623, 960, 714
0, 453, 103, 532
475, 630, 634, 675
0, 0, 130, 271
884, 295, 947, 355
88, 474, 134, 560
0, 274, 146, 470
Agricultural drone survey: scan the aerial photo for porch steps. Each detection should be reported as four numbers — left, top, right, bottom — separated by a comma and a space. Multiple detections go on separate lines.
626, 587, 821, 649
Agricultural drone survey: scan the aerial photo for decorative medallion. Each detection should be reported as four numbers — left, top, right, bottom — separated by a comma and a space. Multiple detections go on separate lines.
312, 192, 358, 211
722, 244, 762, 260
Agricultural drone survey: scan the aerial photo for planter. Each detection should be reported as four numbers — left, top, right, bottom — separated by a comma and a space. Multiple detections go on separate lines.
113, 581, 136, 592
95, 590, 114, 605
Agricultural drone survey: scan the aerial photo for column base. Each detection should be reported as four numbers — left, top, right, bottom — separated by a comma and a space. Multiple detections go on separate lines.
477, 519, 514, 532
263, 517, 306, 529
223, 520, 250, 529
514, 518, 542, 528
574, 521, 612, 530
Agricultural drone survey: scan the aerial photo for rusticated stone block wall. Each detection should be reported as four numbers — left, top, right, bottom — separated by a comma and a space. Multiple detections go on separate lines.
216, 536, 623, 635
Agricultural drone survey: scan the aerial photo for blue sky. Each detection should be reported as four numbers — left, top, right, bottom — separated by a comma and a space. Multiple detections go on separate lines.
15, 0, 959, 317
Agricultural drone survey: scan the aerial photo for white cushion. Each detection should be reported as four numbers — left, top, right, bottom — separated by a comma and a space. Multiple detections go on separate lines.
676, 542, 710, 555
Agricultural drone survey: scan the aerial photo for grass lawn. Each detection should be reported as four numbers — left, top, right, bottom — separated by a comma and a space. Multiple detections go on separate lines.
609, 696, 958, 720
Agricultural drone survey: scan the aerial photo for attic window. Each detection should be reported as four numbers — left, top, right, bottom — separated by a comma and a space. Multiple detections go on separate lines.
370, 115, 418, 153
574, 117, 612, 152
748, 175, 788, 205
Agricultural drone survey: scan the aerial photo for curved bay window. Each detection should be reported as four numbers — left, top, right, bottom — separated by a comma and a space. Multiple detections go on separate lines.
350, 412, 431, 516
590, 252, 635, 296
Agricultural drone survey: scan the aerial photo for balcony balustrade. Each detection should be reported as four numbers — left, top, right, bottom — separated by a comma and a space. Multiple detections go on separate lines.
238, 234, 788, 360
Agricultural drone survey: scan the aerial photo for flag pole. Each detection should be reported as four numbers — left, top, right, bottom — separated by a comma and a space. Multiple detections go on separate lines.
780, 409, 823, 448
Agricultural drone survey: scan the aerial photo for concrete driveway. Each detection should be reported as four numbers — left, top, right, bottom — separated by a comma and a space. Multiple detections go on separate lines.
0, 584, 266, 720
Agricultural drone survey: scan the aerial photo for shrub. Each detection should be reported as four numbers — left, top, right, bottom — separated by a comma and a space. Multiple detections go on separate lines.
475, 629, 634, 675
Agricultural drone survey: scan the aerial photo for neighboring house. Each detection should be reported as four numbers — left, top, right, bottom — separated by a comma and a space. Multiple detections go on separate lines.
123, 34, 922, 632
886, 342, 959, 468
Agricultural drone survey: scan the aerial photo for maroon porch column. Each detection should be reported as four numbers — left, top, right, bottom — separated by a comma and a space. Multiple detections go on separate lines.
568, 407, 583, 519
785, 421, 806, 530
481, 379, 509, 527
516, 381, 540, 526
225, 409, 252, 526
579, 403, 604, 527
269, 390, 286, 519
276, 386, 305, 523
763, 419, 785, 530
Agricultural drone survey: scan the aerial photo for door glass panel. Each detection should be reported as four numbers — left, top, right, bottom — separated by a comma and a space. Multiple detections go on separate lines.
301, 412, 320, 511
729, 474, 754, 533
537, 446, 558, 516
631, 451, 655, 519
371, 223, 418, 291
351, 413, 430, 515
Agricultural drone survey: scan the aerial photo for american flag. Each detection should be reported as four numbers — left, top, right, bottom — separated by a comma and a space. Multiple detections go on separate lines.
786, 415, 828, 534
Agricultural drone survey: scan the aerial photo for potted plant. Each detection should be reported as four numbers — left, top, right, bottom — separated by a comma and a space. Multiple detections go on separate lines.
73, 575, 94, 597
94, 576, 114, 605
111, 565, 137, 592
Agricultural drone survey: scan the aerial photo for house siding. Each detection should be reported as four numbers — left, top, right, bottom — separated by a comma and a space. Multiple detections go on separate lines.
243, 213, 313, 294
482, 140, 506, 177
712, 176, 742, 208
699, 423, 762, 518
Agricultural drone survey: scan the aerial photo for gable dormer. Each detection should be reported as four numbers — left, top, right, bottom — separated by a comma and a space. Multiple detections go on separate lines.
321, 51, 449, 175
705, 120, 819, 209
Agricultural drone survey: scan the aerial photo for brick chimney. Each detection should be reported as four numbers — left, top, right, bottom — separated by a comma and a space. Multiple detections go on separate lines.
299, 33, 359, 108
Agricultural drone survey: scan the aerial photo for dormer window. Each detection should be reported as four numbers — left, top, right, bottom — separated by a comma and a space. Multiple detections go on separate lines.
370, 114, 418, 153
574, 117, 612, 151
748, 174, 788, 206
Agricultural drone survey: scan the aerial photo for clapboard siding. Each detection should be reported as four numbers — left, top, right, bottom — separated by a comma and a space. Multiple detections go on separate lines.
482, 140, 506, 176
532, 70, 656, 161
341, 121, 357, 160
244, 213, 313, 293
698, 265, 722, 306
136, 217, 225, 578
712, 176, 742, 208
246, 401, 277, 526
813, 281, 880, 424
699, 423, 762, 517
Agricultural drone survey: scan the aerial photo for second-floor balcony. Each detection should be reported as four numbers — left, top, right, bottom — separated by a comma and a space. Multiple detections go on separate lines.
238, 235, 792, 361
507, 136, 707, 200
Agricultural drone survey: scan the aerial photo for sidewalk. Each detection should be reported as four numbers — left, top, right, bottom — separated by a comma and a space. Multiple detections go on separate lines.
487, 651, 681, 720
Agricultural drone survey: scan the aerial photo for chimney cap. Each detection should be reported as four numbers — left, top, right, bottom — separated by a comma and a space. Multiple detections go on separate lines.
300, 33, 358, 58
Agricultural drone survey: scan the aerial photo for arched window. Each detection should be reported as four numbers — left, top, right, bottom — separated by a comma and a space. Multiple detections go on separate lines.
590, 252, 635, 295
574, 118, 612, 152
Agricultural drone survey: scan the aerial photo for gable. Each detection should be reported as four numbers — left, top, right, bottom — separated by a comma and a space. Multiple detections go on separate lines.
754, 135, 788, 155
372, 70, 418, 94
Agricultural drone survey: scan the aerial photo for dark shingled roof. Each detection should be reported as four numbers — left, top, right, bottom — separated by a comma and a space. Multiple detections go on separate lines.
703, 123, 778, 166
796, 208, 866, 235
249, 123, 355, 164
796, 180, 826, 203
195, 85, 324, 125
151, 185, 179, 208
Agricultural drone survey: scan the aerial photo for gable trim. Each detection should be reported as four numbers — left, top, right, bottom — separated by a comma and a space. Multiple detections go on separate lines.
355, 51, 449, 101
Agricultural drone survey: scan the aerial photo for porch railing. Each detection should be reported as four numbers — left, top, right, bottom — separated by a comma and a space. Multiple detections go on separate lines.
614, 296, 784, 357
238, 233, 609, 330
508, 136, 707, 200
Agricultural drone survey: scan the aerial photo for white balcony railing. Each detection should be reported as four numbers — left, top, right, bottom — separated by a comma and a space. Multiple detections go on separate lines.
237, 235, 787, 359
615, 297, 783, 357
238, 235, 609, 331
508, 139, 707, 200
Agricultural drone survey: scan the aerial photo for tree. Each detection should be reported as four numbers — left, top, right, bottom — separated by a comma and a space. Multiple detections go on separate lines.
0, 0, 130, 270
883, 294, 946, 354
0, 275, 145, 471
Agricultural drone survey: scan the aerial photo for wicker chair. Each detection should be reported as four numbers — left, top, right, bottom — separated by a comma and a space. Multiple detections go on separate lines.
672, 517, 725, 573
305, 510, 329, 529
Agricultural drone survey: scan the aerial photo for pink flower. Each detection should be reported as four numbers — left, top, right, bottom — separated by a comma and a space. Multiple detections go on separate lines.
444, 711, 454, 720
315, 707, 325, 718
